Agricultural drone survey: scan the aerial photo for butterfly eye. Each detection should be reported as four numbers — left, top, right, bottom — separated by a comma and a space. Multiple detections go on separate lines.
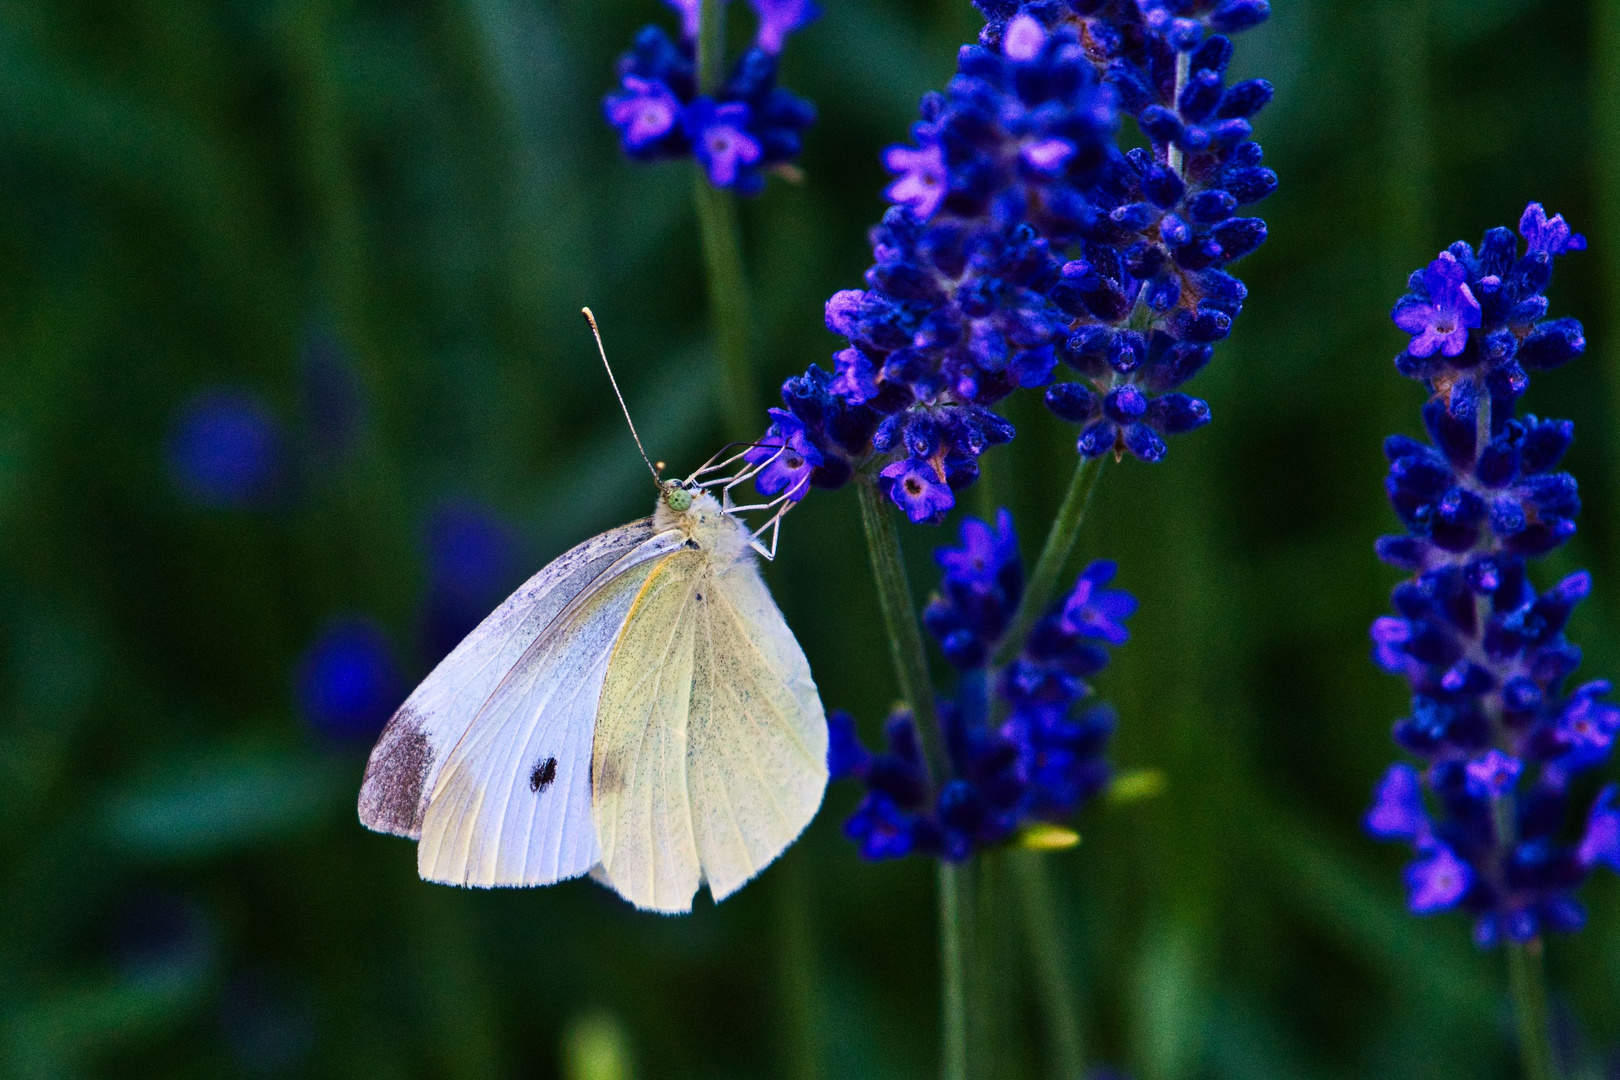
664, 486, 693, 513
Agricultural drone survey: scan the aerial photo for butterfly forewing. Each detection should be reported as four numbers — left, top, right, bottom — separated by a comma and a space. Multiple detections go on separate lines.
358, 519, 658, 839
414, 530, 688, 887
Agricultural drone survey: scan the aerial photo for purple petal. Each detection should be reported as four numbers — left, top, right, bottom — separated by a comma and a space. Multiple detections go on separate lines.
1520, 202, 1586, 256
1002, 13, 1047, 62
880, 457, 954, 523
1578, 784, 1620, 870
1392, 298, 1438, 336
750, 0, 821, 53
1404, 844, 1472, 913
664, 0, 707, 40
1366, 763, 1428, 841
1463, 750, 1522, 799
830, 346, 879, 403
884, 143, 947, 221
605, 77, 682, 149
1557, 695, 1620, 754
827, 709, 871, 779
1020, 138, 1075, 176
687, 100, 762, 187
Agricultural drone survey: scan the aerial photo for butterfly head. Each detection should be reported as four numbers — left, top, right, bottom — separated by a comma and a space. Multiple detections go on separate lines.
654, 485, 746, 558
661, 480, 694, 514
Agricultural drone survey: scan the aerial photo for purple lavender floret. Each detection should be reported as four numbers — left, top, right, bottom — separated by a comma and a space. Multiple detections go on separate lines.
602, 5, 816, 193
832, 510, 1135, 860
753, 0, 1274, 519
751, 0, 821, 54
1392, 253, 1481, 359
1389, 203, 1587, 421
1367, 204, 1618, 948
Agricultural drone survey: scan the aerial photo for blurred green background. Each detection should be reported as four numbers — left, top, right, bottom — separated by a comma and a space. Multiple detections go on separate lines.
2, 0, 1618, 1077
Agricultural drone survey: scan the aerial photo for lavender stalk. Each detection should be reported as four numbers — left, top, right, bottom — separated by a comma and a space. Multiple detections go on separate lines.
1366, 204, 1620, 1078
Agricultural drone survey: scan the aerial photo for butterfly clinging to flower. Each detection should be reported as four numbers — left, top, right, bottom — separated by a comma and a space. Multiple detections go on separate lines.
357, 310, 828, 913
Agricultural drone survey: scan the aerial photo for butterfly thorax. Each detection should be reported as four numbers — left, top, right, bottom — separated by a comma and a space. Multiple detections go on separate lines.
653, 489, 751, 565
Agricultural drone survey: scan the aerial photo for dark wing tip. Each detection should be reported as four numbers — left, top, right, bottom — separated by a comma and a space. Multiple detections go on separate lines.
357, 708, 435, 839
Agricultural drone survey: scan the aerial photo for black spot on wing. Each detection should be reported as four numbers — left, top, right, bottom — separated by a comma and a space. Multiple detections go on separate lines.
529, 756, 558, 793
358, 708, 434, 837
684, 538, 700, 550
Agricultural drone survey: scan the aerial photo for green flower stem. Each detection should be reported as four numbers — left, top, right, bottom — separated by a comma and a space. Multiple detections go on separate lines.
1013, 850, 1084, 1079
692, 0, 758, 441
692, 168, 759, 442
937, 860, 972, 1080
696, 0, 726, 94
992, 455, 1107, 667
971, 853, 1007, 1080
978, 459, 1108, 1080
774, 850, 821, 1080
855, 479, 966, 1080
1506, 942, 1559, 1080
989, 454, 1105, 1077
856, 479, 948, 780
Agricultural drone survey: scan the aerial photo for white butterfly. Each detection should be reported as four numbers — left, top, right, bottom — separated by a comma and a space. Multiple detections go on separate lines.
357, 312, 827, 914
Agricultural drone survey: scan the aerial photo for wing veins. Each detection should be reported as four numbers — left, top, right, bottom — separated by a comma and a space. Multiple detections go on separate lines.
717, 678, 795, 830
515, 660, 597, 880
437, 530, 682, 781
602, 555, 701, 900
697, 594, 772, 874
710, 582, 819, 763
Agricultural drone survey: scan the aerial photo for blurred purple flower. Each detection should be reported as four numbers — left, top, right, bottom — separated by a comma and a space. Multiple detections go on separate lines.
420, 501, 519, 665
295, 617, 403, 741
606, 76, 683, 150
750, 0, 821, 54
167, 389, 285, 508
686, 100, 763, 187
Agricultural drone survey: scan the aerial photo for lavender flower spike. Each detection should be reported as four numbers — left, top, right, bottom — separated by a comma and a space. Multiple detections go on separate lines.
831, 509, 1135, 860
604, 0, 815, 194
1367, 203, 1619, 948
664, 0, 707, 42
749, 0, 1278, 520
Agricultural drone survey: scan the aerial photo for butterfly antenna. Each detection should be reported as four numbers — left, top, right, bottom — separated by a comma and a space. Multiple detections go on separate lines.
582, 307, 661, 487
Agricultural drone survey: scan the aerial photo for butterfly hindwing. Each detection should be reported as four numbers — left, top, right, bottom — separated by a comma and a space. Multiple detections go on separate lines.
687, 554, 827, 903
589, 552, 705, 911
592, 525, 827, 913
